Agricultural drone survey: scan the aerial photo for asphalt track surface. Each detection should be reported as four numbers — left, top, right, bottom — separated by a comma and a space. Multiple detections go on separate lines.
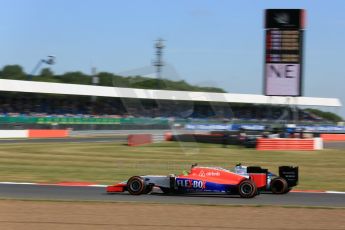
0, 184, 344, 207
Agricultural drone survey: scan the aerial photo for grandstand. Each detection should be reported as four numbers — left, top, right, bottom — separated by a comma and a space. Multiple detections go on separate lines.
0, 79, 341, 130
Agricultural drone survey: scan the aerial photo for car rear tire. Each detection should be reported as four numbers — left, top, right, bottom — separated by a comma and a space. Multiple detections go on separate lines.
283, 187, 292, 194
270, 177, 289, 194
238, 179, 257, 198
127, 176, 146, 195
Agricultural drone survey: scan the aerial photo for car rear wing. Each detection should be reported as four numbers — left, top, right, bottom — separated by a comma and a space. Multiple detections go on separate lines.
279, 166, 299, 187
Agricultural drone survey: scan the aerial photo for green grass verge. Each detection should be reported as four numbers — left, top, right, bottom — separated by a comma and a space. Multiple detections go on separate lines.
0, 141, 344, 191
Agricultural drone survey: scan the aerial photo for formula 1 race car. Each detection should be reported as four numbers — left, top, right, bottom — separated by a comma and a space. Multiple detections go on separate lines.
106, 164, 298, 198
234, 164, 299, 194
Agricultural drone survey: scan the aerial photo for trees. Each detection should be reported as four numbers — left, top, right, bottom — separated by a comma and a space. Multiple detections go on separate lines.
59, 71, 91, 85
0, 65, 26, 80
32, 68, 60, 82
39, 68, 54, 78
98, 72, 128, 87
0, 64, 226, 93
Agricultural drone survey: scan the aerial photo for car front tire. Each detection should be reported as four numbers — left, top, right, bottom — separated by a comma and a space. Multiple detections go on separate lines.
127, 176, 146, 195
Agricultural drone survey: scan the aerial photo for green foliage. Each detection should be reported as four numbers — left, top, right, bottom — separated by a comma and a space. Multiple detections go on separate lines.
0, 65, 26, 80
59, 71, 91, 85
31, 68, 61, 83
0, 64, 226, 93
305, 108, 343, 122
32, 76, 61, 83
39, 68, 54, 78
124, 77, 225, 92
98, 72, 130, 87
98, 72, 115, 86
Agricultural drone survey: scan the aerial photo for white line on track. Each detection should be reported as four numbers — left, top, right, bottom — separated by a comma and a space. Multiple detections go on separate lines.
326, 191, 345, 194
0, 182, 36, 185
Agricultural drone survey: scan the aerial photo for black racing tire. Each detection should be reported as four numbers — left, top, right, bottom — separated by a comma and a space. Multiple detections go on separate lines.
283, 187, 292, 194
270, 177, 289, 194
127, 176, 146, 195
238, 179, 257, 198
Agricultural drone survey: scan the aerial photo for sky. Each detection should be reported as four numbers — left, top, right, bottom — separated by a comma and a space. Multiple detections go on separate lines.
0, 0, 344, 117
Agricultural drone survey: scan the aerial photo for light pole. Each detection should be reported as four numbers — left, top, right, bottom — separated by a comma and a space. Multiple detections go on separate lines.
153, 38, 165, 89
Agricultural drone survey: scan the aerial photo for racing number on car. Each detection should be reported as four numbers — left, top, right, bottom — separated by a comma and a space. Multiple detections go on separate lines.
193, 180, 204, 188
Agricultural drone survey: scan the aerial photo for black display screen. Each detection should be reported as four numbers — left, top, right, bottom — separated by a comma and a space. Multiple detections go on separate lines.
265, 9, 305, 29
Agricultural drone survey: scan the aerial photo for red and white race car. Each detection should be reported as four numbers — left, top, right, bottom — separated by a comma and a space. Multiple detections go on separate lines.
107, 164, 298, 198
